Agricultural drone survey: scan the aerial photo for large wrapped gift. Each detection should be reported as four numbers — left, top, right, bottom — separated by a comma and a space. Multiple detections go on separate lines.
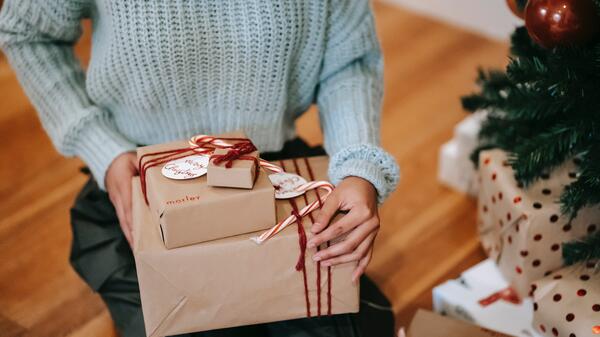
137, 132, 276, 249
405, 310, 513, 337
531, 262, 600, 337
132, 156, 359, 337
477, 149, 599, 297
433, 259, 543, 337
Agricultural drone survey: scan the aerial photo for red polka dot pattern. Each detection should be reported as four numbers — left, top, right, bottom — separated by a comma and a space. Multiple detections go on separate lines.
532, 263, 600, 337
520, 250, 528, 257
477, 150, 600, 302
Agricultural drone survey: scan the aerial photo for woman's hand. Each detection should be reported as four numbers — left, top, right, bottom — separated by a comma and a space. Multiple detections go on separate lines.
307, 176, 380, 283
105, 152, 139, 247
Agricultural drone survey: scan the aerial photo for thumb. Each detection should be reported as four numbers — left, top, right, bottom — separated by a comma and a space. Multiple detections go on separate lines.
312, 193, 339, 233
126, 152, 140, 174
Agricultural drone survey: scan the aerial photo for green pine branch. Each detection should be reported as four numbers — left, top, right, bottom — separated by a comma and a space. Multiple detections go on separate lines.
509, 124, 584, 186
563, 231, 600, 265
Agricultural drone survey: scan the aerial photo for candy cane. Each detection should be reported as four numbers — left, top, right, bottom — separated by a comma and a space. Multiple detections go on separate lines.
189, 134, 233, 149
252, 181, 335, 244
259, 159, 283, 173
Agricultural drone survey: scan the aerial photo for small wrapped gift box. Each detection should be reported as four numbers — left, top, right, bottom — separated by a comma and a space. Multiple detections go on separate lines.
207, 148, 259, 189
137, 132, 276, 249
405, 310, 513, 337
531, 262, 600, 337
477, 149, 599, 298
132, 156, 359, 337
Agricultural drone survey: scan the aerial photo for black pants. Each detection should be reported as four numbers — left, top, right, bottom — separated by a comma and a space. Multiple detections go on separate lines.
70, 139, 395, 337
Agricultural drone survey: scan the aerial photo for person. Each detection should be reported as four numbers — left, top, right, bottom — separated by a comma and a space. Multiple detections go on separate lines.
0, 1, 399, 336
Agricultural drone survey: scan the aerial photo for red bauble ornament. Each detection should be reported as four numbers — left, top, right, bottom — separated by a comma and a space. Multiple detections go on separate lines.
525, 0, 600, 48
507, 0, 526, 18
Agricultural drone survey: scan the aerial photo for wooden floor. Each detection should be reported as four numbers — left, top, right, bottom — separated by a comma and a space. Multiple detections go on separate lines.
0, 2, 508, 336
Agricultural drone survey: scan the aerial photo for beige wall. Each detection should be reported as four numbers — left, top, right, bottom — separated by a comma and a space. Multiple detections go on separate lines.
382, 0, 521, 41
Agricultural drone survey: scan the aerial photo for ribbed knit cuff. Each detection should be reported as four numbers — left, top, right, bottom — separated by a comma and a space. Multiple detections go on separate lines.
328, 144, 400, 204
70, 112, 137, 190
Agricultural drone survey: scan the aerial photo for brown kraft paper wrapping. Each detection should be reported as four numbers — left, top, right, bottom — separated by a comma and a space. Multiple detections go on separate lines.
137, 135, 275, 249
407, 310, 513, 337
477, 149, 600, 298
207, 148, 258, 189
132, 156, 360, 337
531, 262, 600, 337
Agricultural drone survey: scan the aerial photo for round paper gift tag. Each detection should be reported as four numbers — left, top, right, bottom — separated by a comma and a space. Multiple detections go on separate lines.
161, 155, 209, 180
269, 172, 308, 199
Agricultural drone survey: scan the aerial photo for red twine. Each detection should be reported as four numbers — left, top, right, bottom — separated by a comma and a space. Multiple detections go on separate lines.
284, 157, 333, 318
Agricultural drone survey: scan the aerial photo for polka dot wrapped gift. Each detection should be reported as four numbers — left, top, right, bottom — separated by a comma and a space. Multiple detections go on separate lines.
531, 262, 600, 337
477, 149, 600, 298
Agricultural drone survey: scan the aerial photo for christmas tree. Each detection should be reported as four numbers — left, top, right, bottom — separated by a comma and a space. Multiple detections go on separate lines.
462, 0, 600, 265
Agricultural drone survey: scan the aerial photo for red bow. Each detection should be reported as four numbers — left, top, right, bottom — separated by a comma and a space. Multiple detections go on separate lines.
478, 287, 522, 307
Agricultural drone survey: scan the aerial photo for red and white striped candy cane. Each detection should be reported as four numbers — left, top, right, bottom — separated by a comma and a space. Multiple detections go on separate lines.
188, 134, 233, 150
252, 181, 335, 244
259, 159, 283, 173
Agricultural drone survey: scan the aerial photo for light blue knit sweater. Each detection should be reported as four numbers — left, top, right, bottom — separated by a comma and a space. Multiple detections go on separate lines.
0, 0, 399, 202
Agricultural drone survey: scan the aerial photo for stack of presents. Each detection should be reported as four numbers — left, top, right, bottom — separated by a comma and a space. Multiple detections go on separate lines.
435, 113, 600, 337
132, 131, 359, 336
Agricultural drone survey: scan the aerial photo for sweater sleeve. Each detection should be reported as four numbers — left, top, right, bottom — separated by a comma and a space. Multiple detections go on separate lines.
0, 0, 136, 190
317, 0, 399, 203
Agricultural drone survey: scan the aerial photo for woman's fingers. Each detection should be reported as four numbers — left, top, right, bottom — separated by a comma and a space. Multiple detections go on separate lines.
320, 231, 376, 266
105, 152, 139, 248
311, 192, 340, 234
122, 178, 134, 239
313, 224, 374, 261
308, 208, 365, 249
352, 246, 373, 283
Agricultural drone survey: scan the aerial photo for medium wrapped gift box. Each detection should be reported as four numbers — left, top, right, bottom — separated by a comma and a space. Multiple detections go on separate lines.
137, 133, 275, 249
477, 149, 599, 297
531, 262, 600, 337
132, 156, 359, 337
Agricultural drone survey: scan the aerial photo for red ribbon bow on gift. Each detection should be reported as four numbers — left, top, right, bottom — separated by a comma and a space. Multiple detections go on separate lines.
210, 139, 258, 168
478, 287, 522, 307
